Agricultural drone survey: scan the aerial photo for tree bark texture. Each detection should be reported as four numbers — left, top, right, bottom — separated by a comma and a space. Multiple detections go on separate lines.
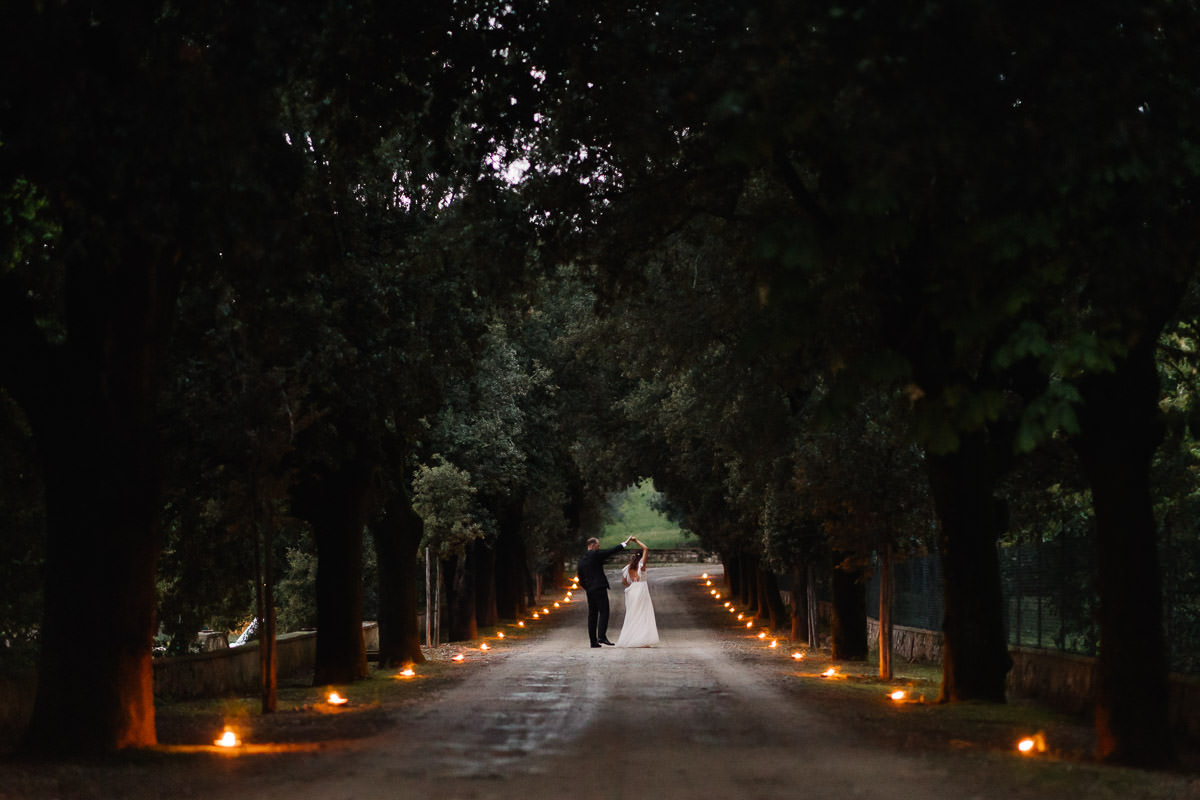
830, 552, 867, 660
1072, 341, 1175, 767
373, 491, 426, 667
925, 433, 1012, 702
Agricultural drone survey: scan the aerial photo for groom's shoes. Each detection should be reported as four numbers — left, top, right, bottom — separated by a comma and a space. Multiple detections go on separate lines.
590, 642, 602, 648
598, 639, 616, 646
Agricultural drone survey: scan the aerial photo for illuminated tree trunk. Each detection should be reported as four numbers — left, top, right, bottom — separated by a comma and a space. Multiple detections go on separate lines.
1072, 340, 1175, 767
925, 433, 1011, 702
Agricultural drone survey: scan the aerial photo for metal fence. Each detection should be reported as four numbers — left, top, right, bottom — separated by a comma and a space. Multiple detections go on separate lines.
864, 535, 1200, 675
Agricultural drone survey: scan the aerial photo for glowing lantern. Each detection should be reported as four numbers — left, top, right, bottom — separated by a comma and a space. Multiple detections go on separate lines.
1017, 734, 1046, 755
497, 631, 505, 638
714, 593, 721, 599
398, 668, 415, 678
705, 580, 713, 586
757, 631, 767, 639
791, 652, 805, 660
728, 608, 735, 613
710, 589, 717, 595
532, 612, 540, 619
822, 667, 838, 677
214, 728, 240, 748
554, 602, 560, 608
327, 691, 348, 705
769, 640, 778, 648
702, 573, 709, 579
452, 653, 465, 662
737, 613, 744, 620
480, 643, 490, 651
745, 621, 754, 628
518, 621, 525, 627
542, 607, 550, 614
890, 690, 906, 701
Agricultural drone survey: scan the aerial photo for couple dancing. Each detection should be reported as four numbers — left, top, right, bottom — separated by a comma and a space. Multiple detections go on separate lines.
576, 535, 659, 648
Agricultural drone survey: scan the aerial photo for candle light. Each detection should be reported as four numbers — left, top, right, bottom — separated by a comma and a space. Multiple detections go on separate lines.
890, 690, 906, 701
822, 667, 838, 677
532, 612, 540, 619
746, 621, 754, 628
518, 621, 525, 627
497, 631, 505, 638
769, 640, 778, 648
1017, 733, 1046, 755
452, 653, 465, 662
737, 613, 744, 620
327, 691, 348, 705
542, 608, 550, 614
398, 668, 415, 678
714, 593, 721, 599
791, 652, 805, 660
214, 727, 240, 748
757, 631, 767, 639
702, 572, 709, 579
480, 643, 490, 651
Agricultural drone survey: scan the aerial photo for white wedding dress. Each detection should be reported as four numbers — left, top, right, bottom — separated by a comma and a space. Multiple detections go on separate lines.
615, 561, 659, 647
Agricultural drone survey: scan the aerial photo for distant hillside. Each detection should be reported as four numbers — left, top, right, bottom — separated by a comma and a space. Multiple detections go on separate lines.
599, 479, 693, 548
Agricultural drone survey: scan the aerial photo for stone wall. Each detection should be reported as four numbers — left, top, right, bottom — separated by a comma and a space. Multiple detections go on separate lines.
867, 619, 944, 664
153, 622, 378, 700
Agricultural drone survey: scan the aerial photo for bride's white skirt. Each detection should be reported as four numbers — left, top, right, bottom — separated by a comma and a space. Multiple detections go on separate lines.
616, 581, 659, 647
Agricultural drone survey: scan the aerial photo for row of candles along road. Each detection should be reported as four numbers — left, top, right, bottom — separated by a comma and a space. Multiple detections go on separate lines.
214, 576, 585, 748
697, 572, 1049, 759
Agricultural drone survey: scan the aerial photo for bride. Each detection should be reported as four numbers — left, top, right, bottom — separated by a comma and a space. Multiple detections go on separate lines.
615, 537, 659, 647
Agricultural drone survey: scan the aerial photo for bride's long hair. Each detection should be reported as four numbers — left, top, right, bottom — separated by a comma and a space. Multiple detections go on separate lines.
627, 551, 642, 577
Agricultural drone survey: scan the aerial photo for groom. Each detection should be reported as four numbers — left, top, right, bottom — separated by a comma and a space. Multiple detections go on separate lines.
577, 535, 632, 647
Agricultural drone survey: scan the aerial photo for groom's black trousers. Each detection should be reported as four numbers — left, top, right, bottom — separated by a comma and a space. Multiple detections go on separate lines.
585, 586, 611, 644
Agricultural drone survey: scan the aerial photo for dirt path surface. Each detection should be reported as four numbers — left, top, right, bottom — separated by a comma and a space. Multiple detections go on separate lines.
4, 563, 1199, 799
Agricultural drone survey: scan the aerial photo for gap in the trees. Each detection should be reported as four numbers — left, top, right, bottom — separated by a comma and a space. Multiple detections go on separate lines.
599, 478, 691, 549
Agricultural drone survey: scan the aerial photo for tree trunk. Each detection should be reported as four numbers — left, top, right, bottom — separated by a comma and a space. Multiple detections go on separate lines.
758, 568, 789, 632
20, 257, 177, 754
373, 489, 426, 668
806, 563, 819, 650
790, 564, 808, 643
473, 540, 498, 628
830, 552, 867, 660
25, 442, 162, 753
879, 544, 894, 680
925, 432, 1012, 702
493, 497, 528, 620
1072, 340, 1175, 767
298, 460, 371, 686
445, 553, 478, 642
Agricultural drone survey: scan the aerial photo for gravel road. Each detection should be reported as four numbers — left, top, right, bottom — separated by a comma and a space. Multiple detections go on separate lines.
5, 563, 1197, 800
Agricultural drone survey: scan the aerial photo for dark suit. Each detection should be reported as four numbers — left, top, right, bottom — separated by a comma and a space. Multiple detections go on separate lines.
576, 542, 627, 645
